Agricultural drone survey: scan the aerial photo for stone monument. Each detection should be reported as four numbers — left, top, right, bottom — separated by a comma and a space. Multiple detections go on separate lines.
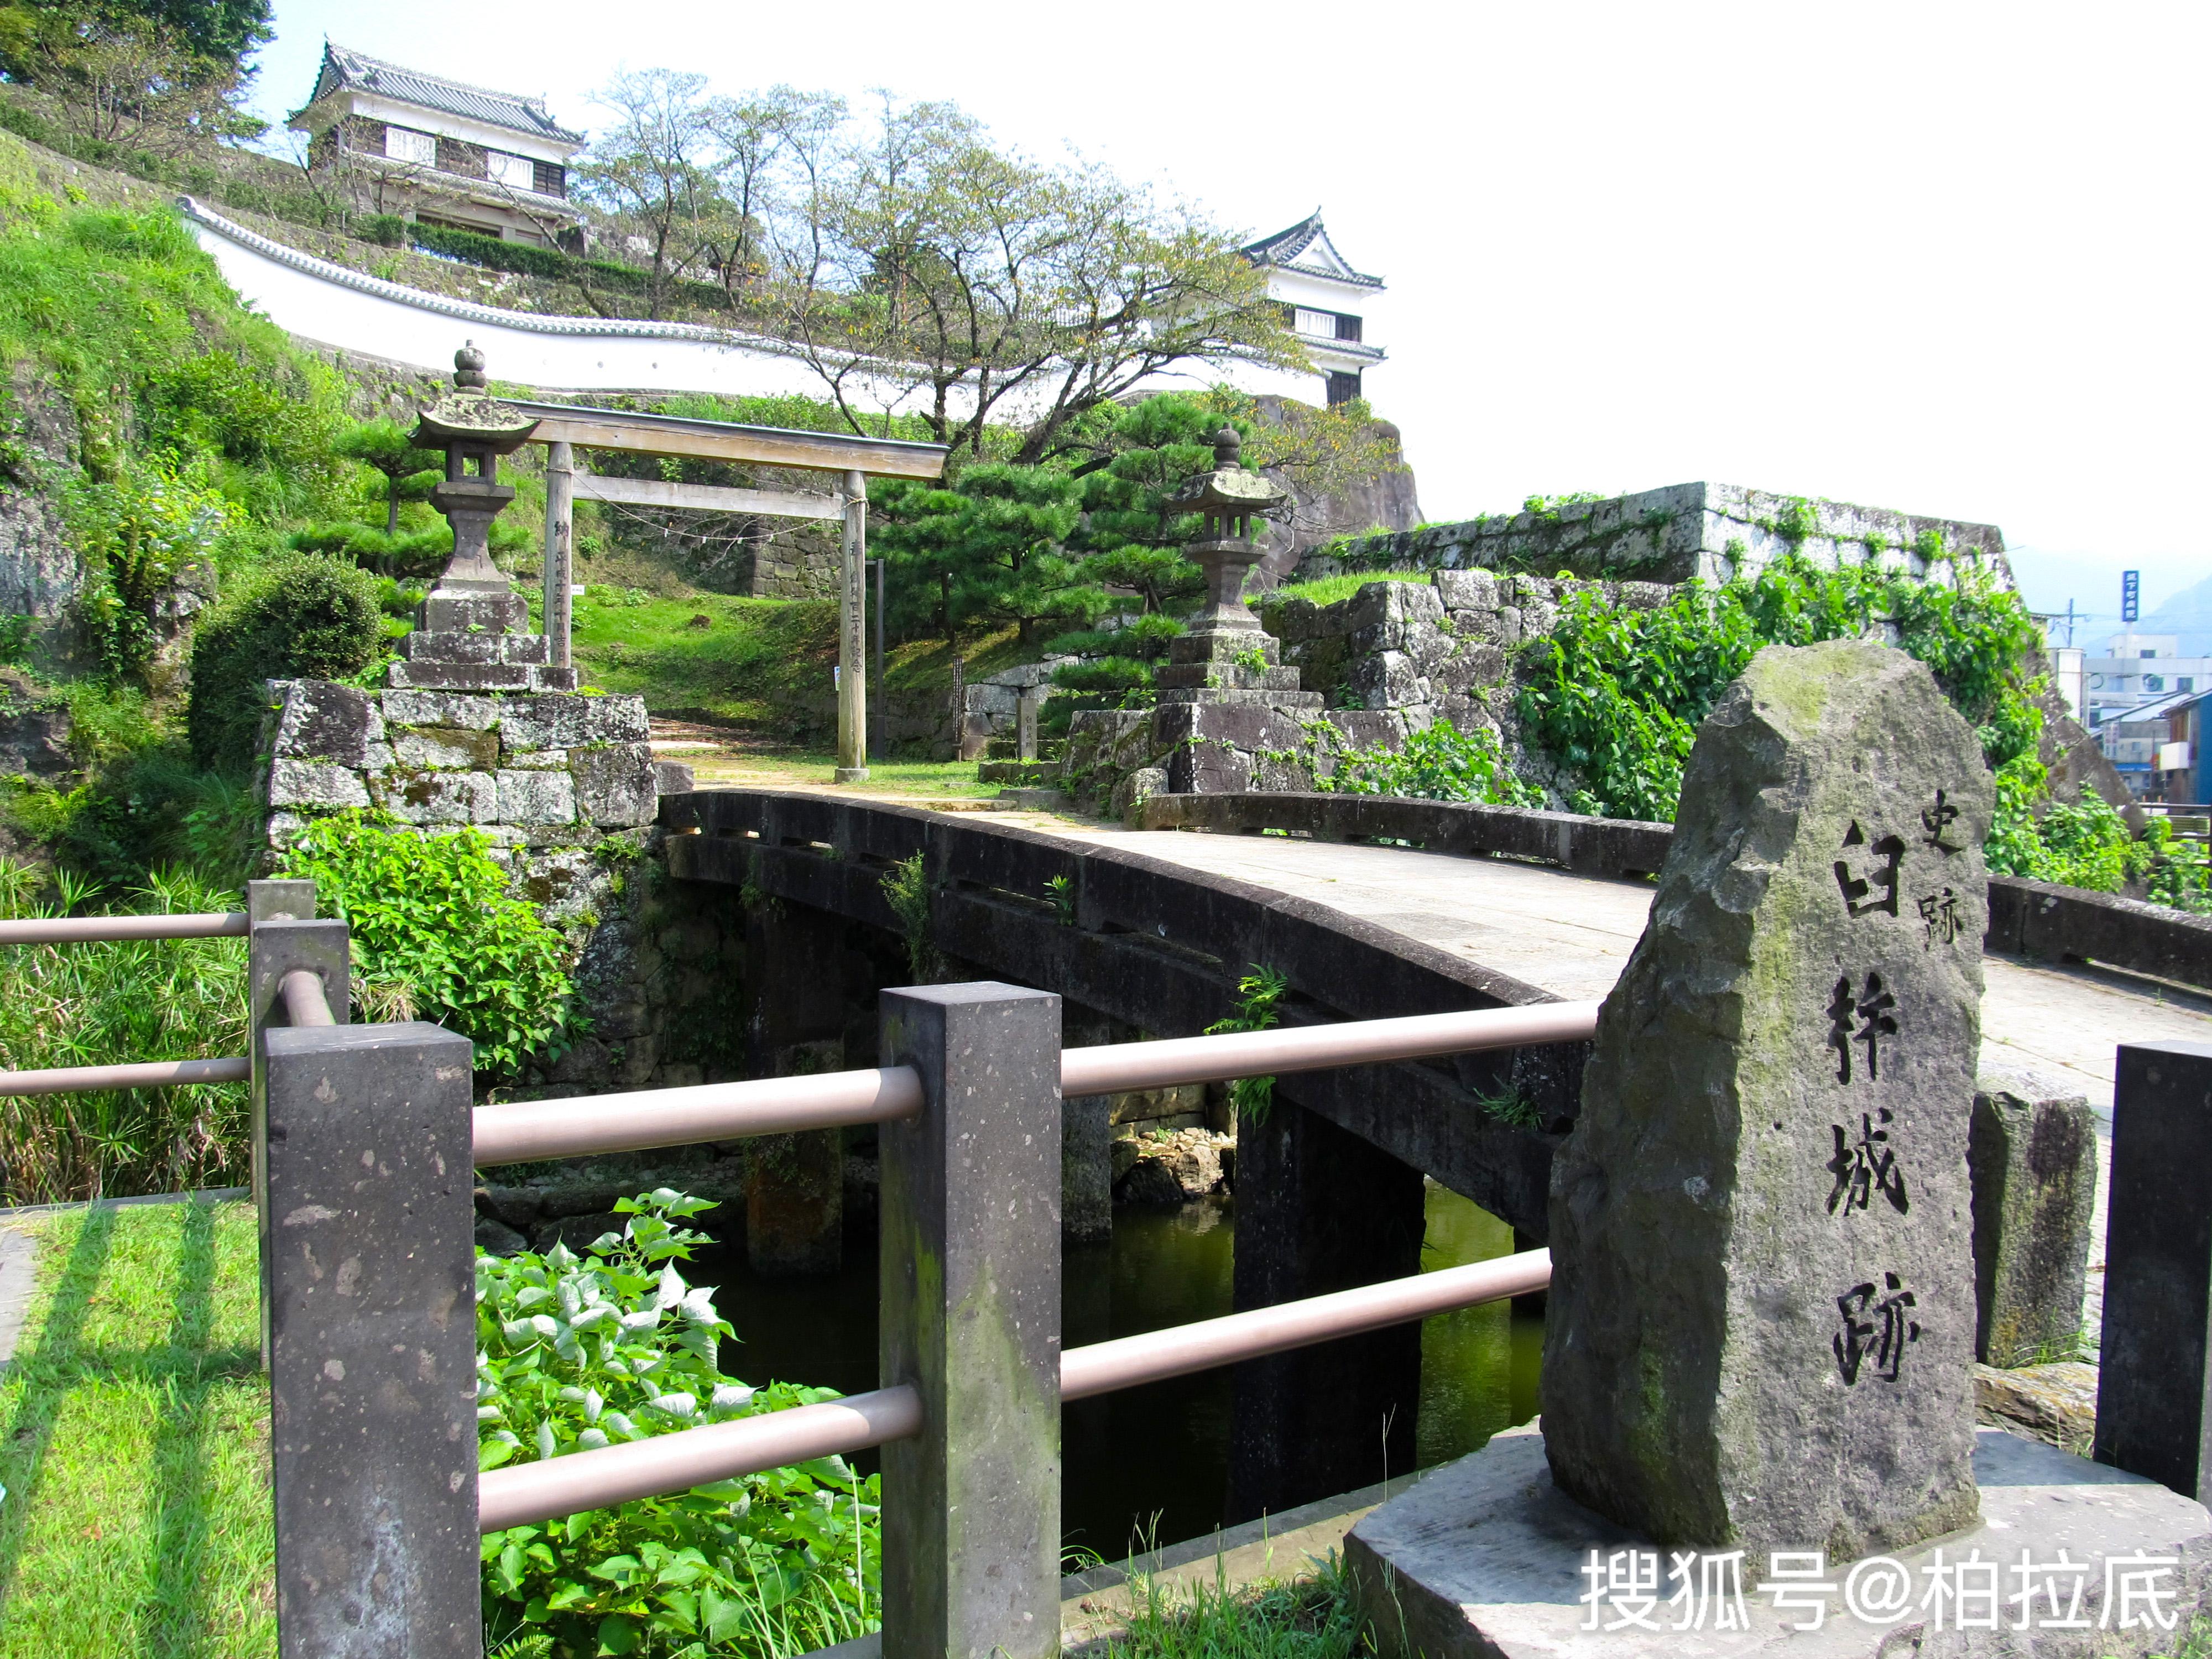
395, 342, 575, 693
1342, 640, 2212, 1656
1543, 638, 1990, 1562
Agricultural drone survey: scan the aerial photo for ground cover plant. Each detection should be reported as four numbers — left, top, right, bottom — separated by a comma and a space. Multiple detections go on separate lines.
1320, 719, 1542, 809
0, 1197, 273, 1657
479, 1191, 880, 1658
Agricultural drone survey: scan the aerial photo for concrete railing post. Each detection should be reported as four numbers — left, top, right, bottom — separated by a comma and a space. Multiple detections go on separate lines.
264, 1018, 479, 1658
2095, 1040, 2212, 1504
878, 982, 1063, 1659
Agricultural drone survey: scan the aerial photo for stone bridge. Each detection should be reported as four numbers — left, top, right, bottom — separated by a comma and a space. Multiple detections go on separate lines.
659, 782, 2212, 1515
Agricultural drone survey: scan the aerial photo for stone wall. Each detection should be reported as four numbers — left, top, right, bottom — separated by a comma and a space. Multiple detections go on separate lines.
1292, 481, 2015, 592
260, 676, 748, 1098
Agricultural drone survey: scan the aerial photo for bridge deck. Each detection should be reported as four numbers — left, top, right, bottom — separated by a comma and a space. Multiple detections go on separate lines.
999, 812, 2212, 1118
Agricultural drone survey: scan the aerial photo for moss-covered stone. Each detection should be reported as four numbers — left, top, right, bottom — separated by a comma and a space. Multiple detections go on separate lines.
1543, 639, 1992, 1563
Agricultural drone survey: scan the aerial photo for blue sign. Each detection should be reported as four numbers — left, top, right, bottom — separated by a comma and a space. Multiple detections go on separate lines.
2123, 570, 2141, 623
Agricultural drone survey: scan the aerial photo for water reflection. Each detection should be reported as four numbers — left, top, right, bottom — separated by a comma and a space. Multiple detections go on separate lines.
696, 1180, 1540, 1559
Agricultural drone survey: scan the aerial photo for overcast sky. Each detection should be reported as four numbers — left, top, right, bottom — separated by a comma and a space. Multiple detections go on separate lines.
248, 2, 2209, 634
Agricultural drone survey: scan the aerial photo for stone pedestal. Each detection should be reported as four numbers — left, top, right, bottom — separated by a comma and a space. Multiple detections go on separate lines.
1345, 1425, 2212, 1658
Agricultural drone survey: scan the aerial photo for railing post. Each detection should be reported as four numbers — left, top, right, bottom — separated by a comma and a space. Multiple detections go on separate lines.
2095, 1040, 2212, 1503
878, 982, 1063, 1659
249, 912, 349, 1366
264, 1017, 479, 1658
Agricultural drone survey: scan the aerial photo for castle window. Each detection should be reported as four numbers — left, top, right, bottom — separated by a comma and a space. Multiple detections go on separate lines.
487, 152, 536, 191
533, 160, 566, 198
384, 126, 435, 165
1335, 313, 1363, 342
1325, 371, 1361, 406
1293, 307, 1336, 337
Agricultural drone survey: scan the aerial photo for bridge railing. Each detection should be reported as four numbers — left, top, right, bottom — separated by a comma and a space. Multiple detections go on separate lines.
248, 943, 2212, 1654
257, 974, 1595, 1658
0, 893, 298, 1096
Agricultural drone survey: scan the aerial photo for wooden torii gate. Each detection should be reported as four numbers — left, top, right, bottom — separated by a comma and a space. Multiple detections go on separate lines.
512, 399, 947, 782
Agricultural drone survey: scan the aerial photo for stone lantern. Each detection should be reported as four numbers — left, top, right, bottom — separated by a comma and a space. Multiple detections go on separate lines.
1151, 427, 1317, 708
393, 343, 573, 690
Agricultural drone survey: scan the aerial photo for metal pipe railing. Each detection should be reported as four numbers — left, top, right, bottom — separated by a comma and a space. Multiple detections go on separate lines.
279, 969, 336, 1029
1061, 1248, 1551, 1400
473, 1067, 928, 1166
0, 1055, 251, 1096
478, 1384, 924, 1533
0, 911, 248, 946
474, 1249, 1554, 1533
1059, 1002, 1600, 1097
475, 1001, 1602, 1167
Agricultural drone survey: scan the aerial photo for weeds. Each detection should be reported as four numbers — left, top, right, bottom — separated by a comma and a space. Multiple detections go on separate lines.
1099, 1554, 1363, 1659
1204, 965, 1288, 1125
881, 853, 932, 981
0, 858, 247, 1204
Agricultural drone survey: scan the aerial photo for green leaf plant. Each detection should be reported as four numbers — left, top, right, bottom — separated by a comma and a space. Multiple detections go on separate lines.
478, 1190, 880, 1658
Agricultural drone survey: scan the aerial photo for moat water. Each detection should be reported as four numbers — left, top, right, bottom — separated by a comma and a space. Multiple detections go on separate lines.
697, 1183, 1541, 1559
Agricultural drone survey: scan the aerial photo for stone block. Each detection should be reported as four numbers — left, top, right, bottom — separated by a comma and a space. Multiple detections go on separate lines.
1546, 640, 1994, 1563
497, 769, 577, 826
398, 629, 550, 665
267, 758, 370, 809
1970, 1071, 2097, 1367
572, 743, 657, 827
268, 679, 385, 766
1346, 1425, 2212, 1659
373, 769, 497, 825
499, 693, 652, 752
392, 725, 501, 770
503, 748, 569, 770
382, 688, 502, 731
387, 660, 536, 692
1434, 568, 1502, 611
652, 759, 696, 795
1976, 1360, 2098, 1449
419, 590, 527, 633
1109, 765, 1167, 820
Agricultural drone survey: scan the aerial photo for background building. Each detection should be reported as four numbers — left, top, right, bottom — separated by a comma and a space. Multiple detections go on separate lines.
2084, 631, 2212, 740
288, 44, 586, 247
1236, 213, 1387, 407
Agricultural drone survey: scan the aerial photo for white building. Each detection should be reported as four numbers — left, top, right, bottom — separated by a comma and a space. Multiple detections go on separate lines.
289, 44, 586, 247
2085, 631, 2212, 737
1237, 213, 1387, 407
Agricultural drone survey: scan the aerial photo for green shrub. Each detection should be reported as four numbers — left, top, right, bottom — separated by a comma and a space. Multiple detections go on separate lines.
278, 815, 581, 1075
0, 858, 248, 1203
1517, 556, 2045, 822
186, 554, 382, 771
358, 213, 407, 246
478, 1190, 880, 1658
1320, 719, 1543, 808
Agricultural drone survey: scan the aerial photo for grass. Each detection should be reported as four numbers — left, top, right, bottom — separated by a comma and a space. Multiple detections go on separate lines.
1264, 570, 1433, 611
1095, 1557, 1363, 1659
562, 588, 838, 734
0, 1198, 273, 1657
679, 744, 998, 799
0, 862, 249, 1206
